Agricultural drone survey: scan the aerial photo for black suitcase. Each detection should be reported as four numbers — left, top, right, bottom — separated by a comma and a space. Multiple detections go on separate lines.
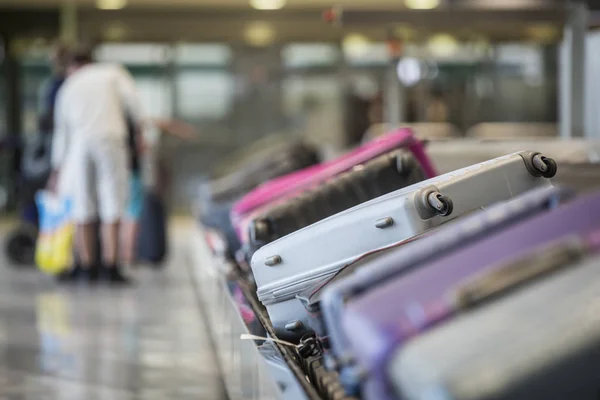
248, 149, 427, 250
198, 141, 319, 259
136, 191, 168, 265
201, 141, 320, 206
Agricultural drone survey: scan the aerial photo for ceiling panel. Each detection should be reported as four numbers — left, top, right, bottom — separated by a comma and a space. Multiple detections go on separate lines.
0, 0, 577, 9
0, 0, 413, 9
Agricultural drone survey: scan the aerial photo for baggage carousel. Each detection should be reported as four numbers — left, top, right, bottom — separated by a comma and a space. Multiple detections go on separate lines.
190, 227, 315, 400
190, 138, 600, 400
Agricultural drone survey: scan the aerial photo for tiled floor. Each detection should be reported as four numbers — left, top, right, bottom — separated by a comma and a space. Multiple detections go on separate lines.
0, 220, 227, 400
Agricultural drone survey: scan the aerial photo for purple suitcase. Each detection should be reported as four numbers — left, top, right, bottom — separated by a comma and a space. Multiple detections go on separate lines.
394, 229, 600, 400
300, 186, 571, 350
338, 190, 600, 400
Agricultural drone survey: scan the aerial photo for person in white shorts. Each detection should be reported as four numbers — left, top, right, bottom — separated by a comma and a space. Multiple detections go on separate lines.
49, 46, 144, 284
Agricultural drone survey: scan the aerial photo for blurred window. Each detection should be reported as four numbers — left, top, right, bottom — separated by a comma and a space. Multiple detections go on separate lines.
496, 44, 544, 85
344, 42, 389, 67
173, 43, 235, 130
95, 43, 170, 65
282, 43, 340, 69
19, 40, 52, 138
175, 44, 232, 66
282, 74, 343, 147
175, 71, 234, 120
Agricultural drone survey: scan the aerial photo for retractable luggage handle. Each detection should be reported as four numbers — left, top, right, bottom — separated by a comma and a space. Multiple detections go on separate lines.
453, 229, 600, 311
414, 152, 557, 221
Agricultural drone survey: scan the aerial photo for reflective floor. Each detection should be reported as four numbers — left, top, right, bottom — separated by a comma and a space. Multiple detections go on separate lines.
0, 220, 227, 400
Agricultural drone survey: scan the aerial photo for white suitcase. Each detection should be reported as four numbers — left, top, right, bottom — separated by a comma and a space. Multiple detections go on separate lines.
250, 151, 557, 340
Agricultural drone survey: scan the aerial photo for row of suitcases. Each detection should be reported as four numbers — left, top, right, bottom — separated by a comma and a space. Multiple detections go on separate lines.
198, 127, 600, 400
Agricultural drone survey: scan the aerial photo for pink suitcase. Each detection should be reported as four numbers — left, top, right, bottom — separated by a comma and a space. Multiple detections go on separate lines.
230, 128, 437, 246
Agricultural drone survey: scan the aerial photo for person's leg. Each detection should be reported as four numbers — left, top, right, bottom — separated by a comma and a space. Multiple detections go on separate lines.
122, 172, 143, 266
78, 221, 96, 266
101, 220, 120, 266
95, 139, 130, 284
59, 146, 99, 283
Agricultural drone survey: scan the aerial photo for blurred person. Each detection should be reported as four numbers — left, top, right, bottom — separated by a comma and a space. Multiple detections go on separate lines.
39, 42, 69, 136
121, 116, 143, 270
16, 43, 69, 226
49, 46, 144, 285
121, 117, 196, 268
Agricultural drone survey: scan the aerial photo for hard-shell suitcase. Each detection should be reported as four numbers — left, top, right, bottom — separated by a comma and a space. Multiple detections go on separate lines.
231, 128, 437, 245
251, 151, 557, 341
299, 185, 571, 343
198, 141, 319, 259
258, 342, 309, 400
248, 149, 428, 251
136, 191, 168, 265
394, 230, 600, 400
201, 140, 320, 204
339, 191, 600, 400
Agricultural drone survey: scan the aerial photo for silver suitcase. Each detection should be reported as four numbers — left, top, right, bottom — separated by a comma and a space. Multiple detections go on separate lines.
250, 151, 557, 340
393, 237, 600, 400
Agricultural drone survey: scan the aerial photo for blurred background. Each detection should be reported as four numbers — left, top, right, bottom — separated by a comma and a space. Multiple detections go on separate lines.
0, 0, 599, 211
2, 2, 600, 399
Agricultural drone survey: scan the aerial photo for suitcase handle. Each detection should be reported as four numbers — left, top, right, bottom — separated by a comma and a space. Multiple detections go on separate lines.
453, 236, 588, 310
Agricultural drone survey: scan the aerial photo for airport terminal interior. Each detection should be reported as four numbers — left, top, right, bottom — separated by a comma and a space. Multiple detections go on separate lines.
2, 0, 600, 399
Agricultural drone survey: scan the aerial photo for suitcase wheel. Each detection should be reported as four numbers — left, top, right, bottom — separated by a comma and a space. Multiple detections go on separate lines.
428, 192, 454, 217
5, 227, 37, 266
532, 155, 557, 179
249, 218, 272, 245
298, 334, 323, 358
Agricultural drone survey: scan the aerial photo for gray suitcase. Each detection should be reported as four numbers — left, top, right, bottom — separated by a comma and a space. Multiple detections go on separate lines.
393, 231, 600, 400
250, 151, 557, 341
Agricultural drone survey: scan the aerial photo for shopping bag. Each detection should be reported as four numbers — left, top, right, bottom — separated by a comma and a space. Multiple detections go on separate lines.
35, 191, 74, 275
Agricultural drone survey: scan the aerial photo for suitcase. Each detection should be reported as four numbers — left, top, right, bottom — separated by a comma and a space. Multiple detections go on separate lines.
251, 151, 557, 342
247, 149, 428, 251
198, 141, 319, 259
299, 185, 572, 343
338, 190, 600, 400
136, 191, 168, 265
231, 128, 437, 245
209, 133, 302, 178
201, 140, 320, 204
258, 342, 310, 400
394, 230, 600, 400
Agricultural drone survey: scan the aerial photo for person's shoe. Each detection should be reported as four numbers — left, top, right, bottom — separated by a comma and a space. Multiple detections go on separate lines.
56, 265, 83, 284
106, 266, 133, 286
80, 265, 101, 284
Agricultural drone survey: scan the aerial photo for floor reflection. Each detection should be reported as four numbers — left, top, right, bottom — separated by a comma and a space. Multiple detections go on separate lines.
0, 220, 227, 400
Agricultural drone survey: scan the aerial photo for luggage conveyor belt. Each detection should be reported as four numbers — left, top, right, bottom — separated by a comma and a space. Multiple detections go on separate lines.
188, 139, 600, 400
190, 226, 319, 400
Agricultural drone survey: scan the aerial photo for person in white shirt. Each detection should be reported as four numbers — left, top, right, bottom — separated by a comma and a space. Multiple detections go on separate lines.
49, 47, 143, 284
